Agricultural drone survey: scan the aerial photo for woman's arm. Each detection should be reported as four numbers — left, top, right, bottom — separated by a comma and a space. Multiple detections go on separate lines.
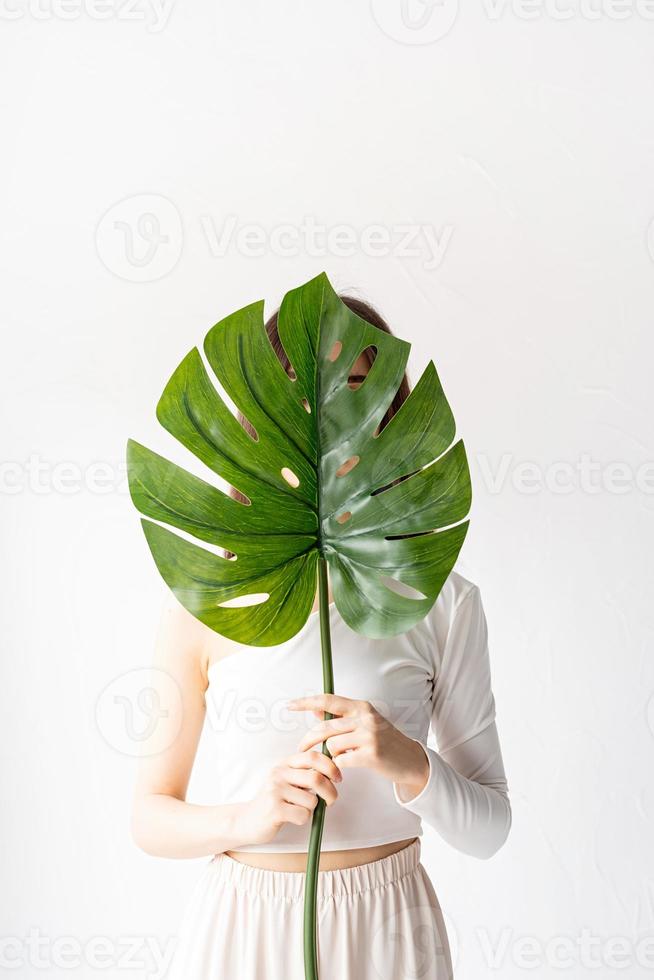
290, 584, 512, 861
131, 592, 238, 858
132, 594, 341, 859
393, 721, 511, 859
291, 695, 511, 861
392, 584, 511, 858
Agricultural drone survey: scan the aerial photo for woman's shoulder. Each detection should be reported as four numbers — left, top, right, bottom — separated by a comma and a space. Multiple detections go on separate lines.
434, 568, 480, 618
418, 569, 482, 654
157, 589, 219, 680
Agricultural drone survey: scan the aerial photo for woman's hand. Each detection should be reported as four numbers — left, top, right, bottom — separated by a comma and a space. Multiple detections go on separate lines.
287, 694, 430, 802
241, 750, 343, 846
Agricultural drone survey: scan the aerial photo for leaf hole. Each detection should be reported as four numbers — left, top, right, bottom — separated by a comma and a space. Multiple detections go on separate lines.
336, 510, 352, 525
229, 486, 252, 506
371, 470, 416, 496
335, 455, 360, 478
380, 577, 426, 601
348, 345, 377, 389
218, 592, 270, 608
385, 529, 433, 541
238, 414, 259, 442
281, 467, 300, 488
328, 340, 343, 362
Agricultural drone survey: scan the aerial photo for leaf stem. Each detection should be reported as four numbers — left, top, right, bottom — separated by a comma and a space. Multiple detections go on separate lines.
303, 556, 334, 980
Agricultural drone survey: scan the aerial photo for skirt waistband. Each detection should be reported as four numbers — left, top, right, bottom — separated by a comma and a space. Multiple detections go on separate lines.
207, 838, 422, 903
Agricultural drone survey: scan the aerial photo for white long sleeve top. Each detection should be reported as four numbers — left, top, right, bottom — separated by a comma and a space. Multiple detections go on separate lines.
203, 570, 511, 858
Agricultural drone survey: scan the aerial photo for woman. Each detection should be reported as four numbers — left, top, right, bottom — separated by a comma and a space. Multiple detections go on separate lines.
132, 296, 512, 979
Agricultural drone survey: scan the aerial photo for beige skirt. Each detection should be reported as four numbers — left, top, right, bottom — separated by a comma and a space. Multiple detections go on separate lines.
167, 838, 453, 979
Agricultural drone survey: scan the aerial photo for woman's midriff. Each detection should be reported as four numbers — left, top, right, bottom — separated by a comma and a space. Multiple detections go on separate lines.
225, 836, 417, 872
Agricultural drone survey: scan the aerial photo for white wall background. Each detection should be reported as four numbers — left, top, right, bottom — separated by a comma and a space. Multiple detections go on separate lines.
2, 2, 654, 978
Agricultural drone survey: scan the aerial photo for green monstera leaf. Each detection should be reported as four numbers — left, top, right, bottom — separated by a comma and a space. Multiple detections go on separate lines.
127, 272, 471, 646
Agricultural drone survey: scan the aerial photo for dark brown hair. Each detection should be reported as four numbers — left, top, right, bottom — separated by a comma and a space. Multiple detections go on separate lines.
230, 294, 411, 508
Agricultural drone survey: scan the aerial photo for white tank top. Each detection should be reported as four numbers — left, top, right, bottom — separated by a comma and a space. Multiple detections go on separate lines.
201, 570, 499, 852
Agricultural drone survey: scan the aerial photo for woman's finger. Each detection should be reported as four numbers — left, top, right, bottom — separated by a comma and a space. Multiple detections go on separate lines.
285, 751, 342, 783
279, 767, 339, 805
297, 718, 356, 753
300, 728, 360, 756
286, 693, 362, 717
331, 747, 365, 770
281, 785, 320, 812
323, 731, 360, 758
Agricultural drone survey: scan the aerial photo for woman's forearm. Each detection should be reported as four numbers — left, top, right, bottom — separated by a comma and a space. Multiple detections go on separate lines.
393, 722, 512, 860
132, 794, 249, 859
399, 746, 511, 859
